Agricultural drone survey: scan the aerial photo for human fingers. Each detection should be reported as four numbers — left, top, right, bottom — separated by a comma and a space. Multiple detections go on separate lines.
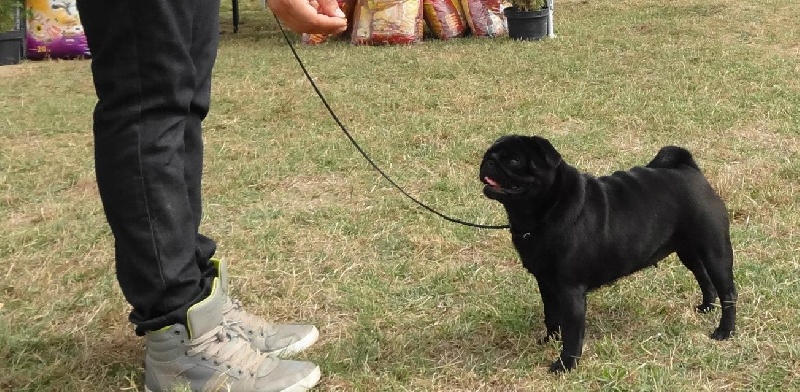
269, 0, 347, 34
317, 0, 346, 18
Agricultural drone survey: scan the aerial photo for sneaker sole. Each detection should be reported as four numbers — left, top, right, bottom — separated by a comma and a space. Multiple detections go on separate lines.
268, 326, 320, 357
283, 365, 322, 392
144, 366, 321, 392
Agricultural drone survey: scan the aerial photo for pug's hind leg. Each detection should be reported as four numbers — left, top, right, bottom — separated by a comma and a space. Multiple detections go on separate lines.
699, 245, 737, 340
677, 249, 718, 313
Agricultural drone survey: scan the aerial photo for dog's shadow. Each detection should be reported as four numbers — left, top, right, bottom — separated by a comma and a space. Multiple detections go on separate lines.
411, 292, 554, 372
428, 282, 691, 372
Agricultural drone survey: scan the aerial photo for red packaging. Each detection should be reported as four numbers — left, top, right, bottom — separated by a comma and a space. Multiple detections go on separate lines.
423, 0, 468, 39
461, 0, 508, 37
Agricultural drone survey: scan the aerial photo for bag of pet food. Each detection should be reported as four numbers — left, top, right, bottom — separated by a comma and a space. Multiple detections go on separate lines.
423, 0, 468, 39
351, 0, 424, 45
302, 0, 357, 44
461, 0, 508, 37
26, 0, 91, 60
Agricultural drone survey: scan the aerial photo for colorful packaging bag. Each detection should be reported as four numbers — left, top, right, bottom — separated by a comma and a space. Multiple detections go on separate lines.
26, 0, 90, 60
423, 0, 467, 40
302, 0, 358, 45
461, 0, 508, 37
351, 0, 424, 45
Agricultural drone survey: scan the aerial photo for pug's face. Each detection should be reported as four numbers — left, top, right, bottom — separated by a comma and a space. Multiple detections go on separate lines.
479, 135, 562, 203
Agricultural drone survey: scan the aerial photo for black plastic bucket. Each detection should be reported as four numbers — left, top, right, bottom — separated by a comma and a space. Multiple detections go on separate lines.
0, 30, 24, 66
504, 7, 549, 41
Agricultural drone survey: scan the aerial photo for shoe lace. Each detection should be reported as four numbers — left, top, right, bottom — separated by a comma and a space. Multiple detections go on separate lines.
225, 298, 278, 337
186, 319, 273, 376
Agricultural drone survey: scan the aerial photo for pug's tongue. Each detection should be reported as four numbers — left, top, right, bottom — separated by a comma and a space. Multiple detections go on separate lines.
484, 177, 501, 188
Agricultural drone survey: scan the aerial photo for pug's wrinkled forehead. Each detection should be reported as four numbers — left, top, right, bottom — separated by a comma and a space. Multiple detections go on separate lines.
489, 134, 525, 149
487, 135, 562, 171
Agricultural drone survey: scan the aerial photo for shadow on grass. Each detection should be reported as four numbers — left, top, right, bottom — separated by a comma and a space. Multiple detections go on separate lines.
1, 324, 143, 391
319, 277, 730, 384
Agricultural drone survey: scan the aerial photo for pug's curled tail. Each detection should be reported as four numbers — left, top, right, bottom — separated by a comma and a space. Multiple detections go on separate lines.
646, 146, 701, 171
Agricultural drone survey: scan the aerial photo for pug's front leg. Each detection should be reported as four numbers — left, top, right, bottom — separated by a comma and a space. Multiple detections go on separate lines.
536, 277, 561, 344
549, 286, 587, 373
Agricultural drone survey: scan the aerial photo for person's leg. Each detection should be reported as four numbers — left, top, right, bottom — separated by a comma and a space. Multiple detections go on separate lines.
79, 1, 322, 390
78, 0, 211, 335
179, 0, 321, 357
185, 0, 220, 279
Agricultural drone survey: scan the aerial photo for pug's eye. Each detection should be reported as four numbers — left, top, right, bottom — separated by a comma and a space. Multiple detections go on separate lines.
507, 157, 523, 168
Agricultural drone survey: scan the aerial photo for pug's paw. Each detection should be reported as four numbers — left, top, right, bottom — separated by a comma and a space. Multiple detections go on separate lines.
710, 327, 733, 340
695, 302, 715, 313
548, 356, 577, 373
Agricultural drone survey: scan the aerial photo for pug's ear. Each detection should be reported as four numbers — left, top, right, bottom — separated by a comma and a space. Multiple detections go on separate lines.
527, 136, 561, 169
537, 137, 561, 168
527, 136, 562, 169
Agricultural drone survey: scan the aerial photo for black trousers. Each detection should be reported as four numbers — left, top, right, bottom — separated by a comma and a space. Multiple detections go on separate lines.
77, 0, 221, 335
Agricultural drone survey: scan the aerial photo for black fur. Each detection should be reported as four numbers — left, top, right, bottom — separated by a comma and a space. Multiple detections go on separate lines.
479, 135, 737, 373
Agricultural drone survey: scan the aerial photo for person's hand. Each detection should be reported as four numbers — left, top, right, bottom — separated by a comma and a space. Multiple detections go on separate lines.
268, 0, 348, 35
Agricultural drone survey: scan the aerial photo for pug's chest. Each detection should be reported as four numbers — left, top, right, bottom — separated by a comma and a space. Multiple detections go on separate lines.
511, 233, 562, 277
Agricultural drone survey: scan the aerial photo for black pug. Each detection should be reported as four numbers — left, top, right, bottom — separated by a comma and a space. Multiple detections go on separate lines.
479, 135, 737, 373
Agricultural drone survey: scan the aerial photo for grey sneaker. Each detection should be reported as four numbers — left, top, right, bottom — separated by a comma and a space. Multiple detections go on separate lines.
144, 277, 321, 392
213, 258, 320, 356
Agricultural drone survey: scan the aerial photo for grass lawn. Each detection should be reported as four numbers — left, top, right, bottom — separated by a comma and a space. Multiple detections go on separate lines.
1, 0, 798, 390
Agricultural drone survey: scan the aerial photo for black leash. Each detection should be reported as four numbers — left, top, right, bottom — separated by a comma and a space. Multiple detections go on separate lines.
273, 17, 510, 230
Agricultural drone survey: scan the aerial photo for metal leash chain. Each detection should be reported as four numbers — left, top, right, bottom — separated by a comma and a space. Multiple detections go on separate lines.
272, 16, 509, 230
